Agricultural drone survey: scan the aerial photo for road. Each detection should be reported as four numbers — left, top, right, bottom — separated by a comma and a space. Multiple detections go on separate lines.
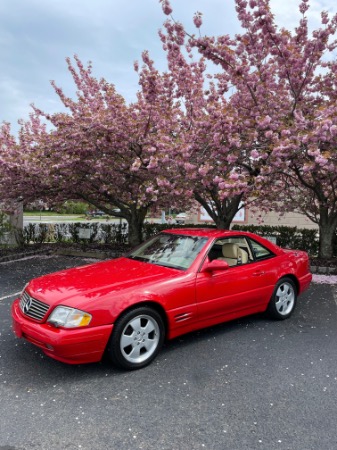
0, 255, 337, 450
23, 214, 127, 225
23, 215, 163, 225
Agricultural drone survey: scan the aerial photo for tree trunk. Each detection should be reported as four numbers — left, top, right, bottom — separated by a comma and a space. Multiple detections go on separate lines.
318, 226, 335, 259
127, 207, 148, 247
80, 195, 149, 247
212, 201, 241, 229
194, 190, 243, 230
318, 207, 337, 259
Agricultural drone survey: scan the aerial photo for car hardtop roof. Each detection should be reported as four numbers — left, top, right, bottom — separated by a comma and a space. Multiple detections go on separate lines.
162, 228, 244, 238
162, 228, 282, 253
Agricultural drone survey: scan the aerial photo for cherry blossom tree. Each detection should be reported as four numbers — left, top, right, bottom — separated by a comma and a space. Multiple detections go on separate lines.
0, 118, 52, 207
159, 0, 337, 258
0, 55, 187, 246
155, 18, 261, 229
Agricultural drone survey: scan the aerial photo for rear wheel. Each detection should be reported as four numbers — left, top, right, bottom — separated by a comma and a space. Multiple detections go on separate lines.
267, 277, 297, 320
107, 306, 165, 370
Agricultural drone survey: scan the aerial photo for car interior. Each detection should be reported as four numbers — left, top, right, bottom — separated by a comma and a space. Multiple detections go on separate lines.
219, 243, 249, 266
208, 237, 254, 266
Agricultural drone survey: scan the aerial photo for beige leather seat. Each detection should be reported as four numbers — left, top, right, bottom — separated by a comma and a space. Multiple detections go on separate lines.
238, 248, 249, 264
220, 243, 248, 266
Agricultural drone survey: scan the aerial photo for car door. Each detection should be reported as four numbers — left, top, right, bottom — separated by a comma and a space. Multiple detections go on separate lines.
196, 237, 277, 324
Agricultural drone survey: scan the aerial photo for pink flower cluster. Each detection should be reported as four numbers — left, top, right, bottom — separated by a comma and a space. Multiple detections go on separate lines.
2, 0, 337, 252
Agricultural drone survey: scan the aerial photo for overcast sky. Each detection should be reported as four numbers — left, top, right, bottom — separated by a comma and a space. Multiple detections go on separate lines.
1, 0, 336, 134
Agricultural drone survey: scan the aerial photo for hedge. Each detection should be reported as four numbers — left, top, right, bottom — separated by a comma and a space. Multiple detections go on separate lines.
18, 221, 335, 257
19, 222, 128, 246
231, 224, 320, 256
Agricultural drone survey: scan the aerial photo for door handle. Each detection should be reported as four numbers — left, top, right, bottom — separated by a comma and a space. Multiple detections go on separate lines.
253, 271, 265, 276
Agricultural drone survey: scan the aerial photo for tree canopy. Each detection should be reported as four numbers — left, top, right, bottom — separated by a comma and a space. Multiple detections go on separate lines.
1, 0, 337, 256
158, 0, 337, 257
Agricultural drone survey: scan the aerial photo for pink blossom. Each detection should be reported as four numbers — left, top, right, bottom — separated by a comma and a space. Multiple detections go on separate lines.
258, 115, 272, 128
184, 162, 196, 171
160, 0, 172, 16
226, 154, 238, 163
312, 275, 337, 285
329, 125, 337, 135
299, 0, 310, 15
193, 12, 203, 29
230, 172, 239, 181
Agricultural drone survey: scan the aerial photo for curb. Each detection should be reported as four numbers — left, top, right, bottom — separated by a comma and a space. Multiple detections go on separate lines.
310, 265, 337, 275
0, 248, 123, 263
0, 249, 52, 263
54, 249, 112, 259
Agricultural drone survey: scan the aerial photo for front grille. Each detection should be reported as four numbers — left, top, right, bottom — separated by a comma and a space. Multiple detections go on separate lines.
19, 291, 50, 321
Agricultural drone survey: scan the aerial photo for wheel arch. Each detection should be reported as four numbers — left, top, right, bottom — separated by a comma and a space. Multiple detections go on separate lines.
113, 300, 169, 337
266, 274, 299, 320
279, 274, 299, 294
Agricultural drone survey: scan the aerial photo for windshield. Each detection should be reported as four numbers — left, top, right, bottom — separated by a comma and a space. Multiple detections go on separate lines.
127, 233, 208, 270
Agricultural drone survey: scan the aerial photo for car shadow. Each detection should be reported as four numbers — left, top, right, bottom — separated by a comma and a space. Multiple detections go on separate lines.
5, 313, 265, 382
6, 305, 309, 385
161, 312, 269, 354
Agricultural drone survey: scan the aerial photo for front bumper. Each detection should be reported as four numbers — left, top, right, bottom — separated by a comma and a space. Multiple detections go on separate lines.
12, 299, 113, 364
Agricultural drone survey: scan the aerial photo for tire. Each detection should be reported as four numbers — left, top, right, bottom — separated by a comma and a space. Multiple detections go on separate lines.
267, 277, 297, 320
107, 306, 165, 370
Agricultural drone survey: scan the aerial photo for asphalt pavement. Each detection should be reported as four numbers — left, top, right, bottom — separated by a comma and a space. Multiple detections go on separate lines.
0, 255, 336, 450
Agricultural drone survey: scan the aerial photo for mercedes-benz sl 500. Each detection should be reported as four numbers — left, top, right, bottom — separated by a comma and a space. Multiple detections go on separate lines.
12, 229, 312, 370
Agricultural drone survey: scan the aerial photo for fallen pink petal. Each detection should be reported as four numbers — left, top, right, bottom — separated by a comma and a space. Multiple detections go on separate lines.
312, 274, 337, 284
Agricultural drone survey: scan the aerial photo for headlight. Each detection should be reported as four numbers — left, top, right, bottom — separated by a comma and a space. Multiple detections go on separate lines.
47, 306, 92, 328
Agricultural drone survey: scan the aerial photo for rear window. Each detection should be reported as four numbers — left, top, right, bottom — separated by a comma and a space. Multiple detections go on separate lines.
249, 239, 274, 261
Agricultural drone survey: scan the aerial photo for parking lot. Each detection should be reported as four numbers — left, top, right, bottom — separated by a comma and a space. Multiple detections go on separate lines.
1, 255, 337, 450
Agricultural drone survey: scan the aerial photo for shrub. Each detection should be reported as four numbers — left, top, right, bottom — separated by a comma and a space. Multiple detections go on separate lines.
232, 224, 319, 256
142, 222, 216, 240
21, 222, 128, 246
0, 211, 13, 246
0, 211, 12, 236
100, 223, 128, 244
58, 201, 89, 215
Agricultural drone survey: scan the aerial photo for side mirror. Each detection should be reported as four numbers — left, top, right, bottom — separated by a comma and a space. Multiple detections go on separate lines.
203, 259, 229, 272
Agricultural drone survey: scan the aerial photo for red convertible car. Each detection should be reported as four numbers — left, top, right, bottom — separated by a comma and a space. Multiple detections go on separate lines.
12, 229, 312, 370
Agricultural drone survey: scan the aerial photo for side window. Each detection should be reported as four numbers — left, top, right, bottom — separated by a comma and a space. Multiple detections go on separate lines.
208, 237, 251, 267
248, 239, 274, 261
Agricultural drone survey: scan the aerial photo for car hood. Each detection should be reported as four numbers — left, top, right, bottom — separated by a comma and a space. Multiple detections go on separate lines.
26, 257, 182, 307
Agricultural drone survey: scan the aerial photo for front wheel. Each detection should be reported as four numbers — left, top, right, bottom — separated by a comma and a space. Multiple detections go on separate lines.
267, 277, 297, 320
107, 306, 165, 370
